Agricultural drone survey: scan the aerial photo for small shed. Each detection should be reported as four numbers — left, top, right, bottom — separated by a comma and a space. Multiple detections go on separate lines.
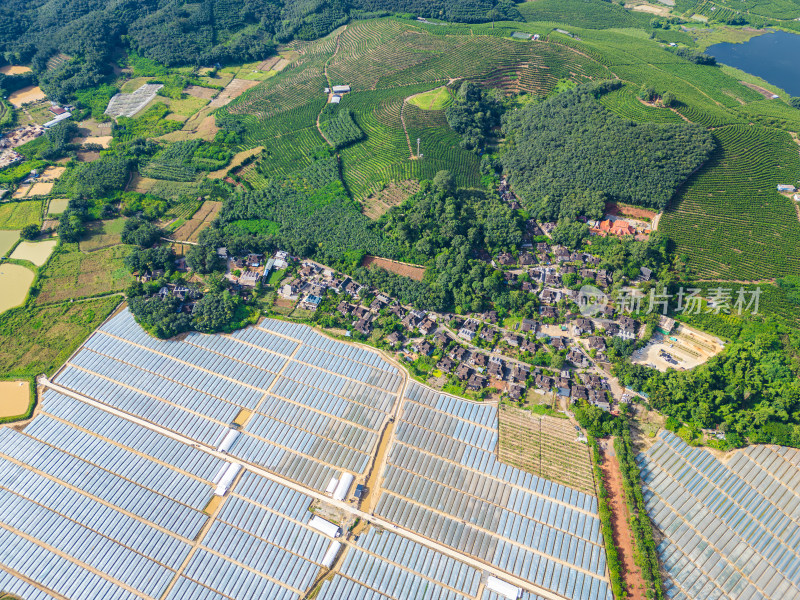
308, 515, 341, 538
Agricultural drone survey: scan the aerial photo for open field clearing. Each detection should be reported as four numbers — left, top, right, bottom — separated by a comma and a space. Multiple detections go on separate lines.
632, 324, 724, 371
79, 218, 126, 252
0, 201, 41, 229
11, 240, 57, 266
36, 244, 131, 304
0, 263, 34, 313
209, 147, 262, 179
659, 125, 800, 280
639, 432, 800, 600
0, 380, 30, 418
8, 86, 46, 108
0, 231, 20, 256
71, 134, 112, 148
172, 200, 222, 241
0, 65, 32, 75
362, 180, 419, 219
0, 296, 120, 377
207, 78, 260, 109
362, 255, 425, 281
126, 173, 158, 193
407, 86, 453, 110
498, 404, 596, 495
11, 186, 30, 199
604, 201, 658, 221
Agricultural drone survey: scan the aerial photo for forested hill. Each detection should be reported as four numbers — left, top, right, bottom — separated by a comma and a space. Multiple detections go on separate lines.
0, 0, 520, 100
501, 84, 716, 219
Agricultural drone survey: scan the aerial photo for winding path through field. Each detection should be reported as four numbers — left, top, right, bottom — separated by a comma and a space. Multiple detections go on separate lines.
316, 26, 347, 146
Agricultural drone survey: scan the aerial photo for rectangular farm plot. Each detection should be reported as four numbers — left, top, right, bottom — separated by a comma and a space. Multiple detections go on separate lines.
36, 244, 131, 303
172, 200, 222, 242
498, 405, 595, 495
0, 200, 41, 229
372, 382, 611, 600
52, 309, 403, 492
639, 432, 800, 600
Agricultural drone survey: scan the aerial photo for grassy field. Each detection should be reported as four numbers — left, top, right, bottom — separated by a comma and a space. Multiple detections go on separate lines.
0, 200, 41, 229
498, 404, 595, 495
659, 125, 800, 280
79, 218, 127, 252
0, 296, 121, 377
407, 86, 453, 110
36, 244, 133, 304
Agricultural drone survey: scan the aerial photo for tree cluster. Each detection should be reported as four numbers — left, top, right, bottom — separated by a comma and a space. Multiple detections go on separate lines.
445, 82, 502, 152
501, 83, 715, 219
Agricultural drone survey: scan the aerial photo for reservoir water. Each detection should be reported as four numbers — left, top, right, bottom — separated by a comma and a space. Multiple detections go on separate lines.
706, 31, 800, 96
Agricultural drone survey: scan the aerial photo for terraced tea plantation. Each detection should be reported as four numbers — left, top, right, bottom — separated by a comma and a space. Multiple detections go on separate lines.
659, 125, 800, 280
498, 405, 595, 495
218, 17, 611, 201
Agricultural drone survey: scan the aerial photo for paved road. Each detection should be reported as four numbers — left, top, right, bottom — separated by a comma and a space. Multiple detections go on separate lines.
40, 376, 576, 600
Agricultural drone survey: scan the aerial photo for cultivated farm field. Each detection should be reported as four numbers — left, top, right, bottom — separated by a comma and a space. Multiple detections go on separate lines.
0, 201, 41, 229
36, 244, 133, 304
659, 125, 800, 280
498, 404, 596, 495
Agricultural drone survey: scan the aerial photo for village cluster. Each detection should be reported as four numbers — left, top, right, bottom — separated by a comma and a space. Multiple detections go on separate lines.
267, 239, 665, 416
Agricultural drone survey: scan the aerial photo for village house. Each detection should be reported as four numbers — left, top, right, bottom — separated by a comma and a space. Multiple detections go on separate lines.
353, 318, 372, 336
535, 374, 553, 391
451, 347, 470, 363
544, 271, 561, 286
418, 318, 437, 336
467, 374, 487, 391
519, 252, 535, 266
540, 306, 558, 320
433, 330, 450, 348
573, 318, 593, 336
337, 301, 354, 317
596, 270, 611, 288
458, 327, 476, 342
588, 336, 606, 351
496, 252, 514, 266
437, 357, 455, 373
503, 332, 521, 347
510, 363, 530, 384
239, 270, 260, 287
353, 306, 370, 320
580, 268, 596, 280
455, 363, 472, 381
279, 282, 299, 299
471, 353, 488, 368
550, 336, 567, 351
414, 340, 433, 356
389, 304, 406, 319
540, 288, 561, 305
507, 384, 525, 401
571, 385, 588, 402
567, 347, 589, 368
480, 327, 497, 343
386, 331, 404, 347
300, 294, 322, 310
521, 338, 537, 353
521, 318, 538, 333
618, 316, 637, 340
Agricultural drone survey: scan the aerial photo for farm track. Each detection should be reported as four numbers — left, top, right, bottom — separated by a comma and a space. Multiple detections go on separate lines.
316, 26, 347, 147
598, 440, 647, 600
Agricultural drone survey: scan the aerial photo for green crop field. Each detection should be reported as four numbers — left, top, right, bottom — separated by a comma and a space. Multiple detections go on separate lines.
0, 296, 121, 378
36, 244, 134, 304
518, 0, 652, 29
659, 125, 800, 280
408, 87, 453, 111
597, 84, 686, 124
0, 200, 41, 229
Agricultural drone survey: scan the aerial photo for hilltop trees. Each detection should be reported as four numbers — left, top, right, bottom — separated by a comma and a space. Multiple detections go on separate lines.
501, 84, 715, 219
445, 82, 502, 152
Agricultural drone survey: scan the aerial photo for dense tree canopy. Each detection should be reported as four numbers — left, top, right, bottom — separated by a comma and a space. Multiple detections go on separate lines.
445, 81, 502, 152
501, 83, 716, 219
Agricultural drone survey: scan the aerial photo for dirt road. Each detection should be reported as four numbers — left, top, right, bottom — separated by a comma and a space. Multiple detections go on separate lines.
599, 440, 647, 600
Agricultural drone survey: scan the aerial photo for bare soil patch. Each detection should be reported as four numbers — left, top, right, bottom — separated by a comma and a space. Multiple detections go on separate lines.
626, 2, 671, 15
256, 56, 281, 72
72, 134, 113, 148
605, 201, 657, 221
173, 201, 222, 242
740, 80, 779, 99
208, 79, 260, 109
209, 147, 263, 179
27, 181, 54, 196
362, 255, 426, 281
184, 85, 218, 100
599, 441, 648, 600
76, 150, 101, 162
0, 380, 30, 418
8, 86, 46, 108
127, 173, 158, 194
363, 180, 419, 219
0, 66, 32, 75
